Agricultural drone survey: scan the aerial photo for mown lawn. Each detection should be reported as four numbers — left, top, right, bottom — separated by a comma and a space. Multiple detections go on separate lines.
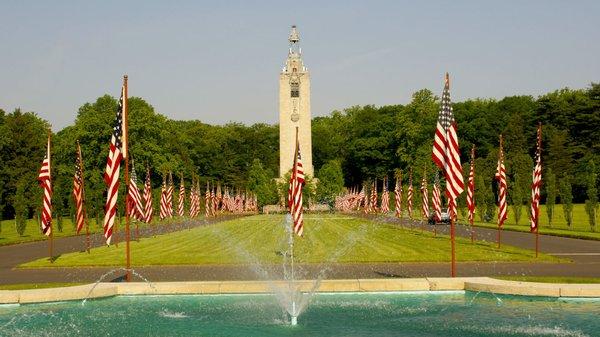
496, 276, 600, 284
0, 283, 84, 290
0, 216, 197, 246
468, 204, 600, 240
21, 214, 561, 268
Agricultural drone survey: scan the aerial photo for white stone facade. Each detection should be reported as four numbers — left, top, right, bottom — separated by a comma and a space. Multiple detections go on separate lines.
279, 25, 314, 177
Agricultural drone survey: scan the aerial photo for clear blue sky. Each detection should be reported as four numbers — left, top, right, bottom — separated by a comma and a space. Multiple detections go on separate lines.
1, 1, 599, 131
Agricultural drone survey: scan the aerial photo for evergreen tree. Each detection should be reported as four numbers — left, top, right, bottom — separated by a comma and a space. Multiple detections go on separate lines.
14, 181, 28, 236
316, 160, 345, 206
559, 178, 573, 228
545, 168, 557, 227
584, 160, 598, 231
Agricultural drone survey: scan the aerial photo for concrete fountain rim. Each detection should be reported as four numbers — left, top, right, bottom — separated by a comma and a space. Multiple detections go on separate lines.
1, 277, 600, 305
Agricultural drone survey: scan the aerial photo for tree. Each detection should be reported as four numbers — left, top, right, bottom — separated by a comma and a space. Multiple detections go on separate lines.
316, 160, 344, 206
475, 175, 487, 222
559, 178, 574, 228
246, 159, 278, 207
545, 168, 557, 227
584, 160, 598, 231
14, 180, 28, 236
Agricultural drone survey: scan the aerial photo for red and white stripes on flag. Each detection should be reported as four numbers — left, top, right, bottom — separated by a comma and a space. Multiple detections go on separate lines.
38, 135, 52, 236
407, 172, 413, 219
189, 179, 198, 217
380, 178, 390, 213
432, 172, 442, 222
530, 123, 543, 232
102, 85, 125, 245
288, 137, 305, 236
166, 172, 174, 218
467, 146, 476, 224
143, 167, 153, 223
178, 176, 185, 217
432, 73, 464, 210
370, 180, 378, 213
394, 175, 402, 218
160, 177, 169, 220
496, 135, 508, 227
205, 183, 211, 217
73, 141, 85, 234
421, 174, 430, 219
127, 161, 144, 221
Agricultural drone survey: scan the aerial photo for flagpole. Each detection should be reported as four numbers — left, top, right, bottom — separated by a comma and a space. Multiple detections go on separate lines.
290, 127, 300, 322
470, 144, 475, 243
498, 134, 503, 249
123, 75, 132, 282
78, 140, 91, 253
48, 130, 54, 263
535, 122, 542, 258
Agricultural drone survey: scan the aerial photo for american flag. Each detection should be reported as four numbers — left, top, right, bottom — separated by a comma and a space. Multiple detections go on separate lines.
495, 135, 508, 227
380, 177, 390, 213
407, 171, 413, 219
394, 174, 402, 218
467, 145, 476, 225
178, 175, 185, 217
38, 134, 52, 236
102, 85, 125, 245
211, 186, 217, 216
432, 73, 464, 210
421, 174, 430, 219
370, 180, 378, 213
357, 186, 366, 211
432, 172, 442, 222
189, 178, 198, 217
205, 182, 211, 217
530, 123, 543, 232
73, 141, 85, 234
143, 167, 153, 223
127, 160, 144, 221
166, 172, 174, 218
289, 136, 305, 236
160, 177, 169, 220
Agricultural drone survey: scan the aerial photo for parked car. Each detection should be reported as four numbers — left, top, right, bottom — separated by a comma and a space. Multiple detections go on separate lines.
428, 208, 450, 225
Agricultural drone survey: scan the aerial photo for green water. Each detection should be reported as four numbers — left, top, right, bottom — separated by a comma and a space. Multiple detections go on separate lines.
0, 291, 598, 336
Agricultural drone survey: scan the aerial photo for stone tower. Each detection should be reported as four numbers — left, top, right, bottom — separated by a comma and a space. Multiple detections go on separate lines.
279, 25, 313, 177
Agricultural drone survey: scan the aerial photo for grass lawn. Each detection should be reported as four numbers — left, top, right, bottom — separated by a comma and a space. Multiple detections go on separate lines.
468, 204, 600, 241
496, 276, 600, 284
0, 283, 84, 290
0, 216, 196, 246
21, 214, 561, 268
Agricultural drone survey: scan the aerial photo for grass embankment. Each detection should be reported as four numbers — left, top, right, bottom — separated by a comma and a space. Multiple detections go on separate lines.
21, 214, 560, 268
0, 216, 194, 246
0, 283, 84, 290
469, 204, 600, 240
497, 276, 600, 284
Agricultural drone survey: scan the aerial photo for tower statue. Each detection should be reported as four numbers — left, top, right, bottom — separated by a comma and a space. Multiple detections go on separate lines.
279, 25, 314, 177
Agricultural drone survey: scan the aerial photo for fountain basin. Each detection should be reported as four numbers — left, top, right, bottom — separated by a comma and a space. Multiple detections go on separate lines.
1, 290, 599, 336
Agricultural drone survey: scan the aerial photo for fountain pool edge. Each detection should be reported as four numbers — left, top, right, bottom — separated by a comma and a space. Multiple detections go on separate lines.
1, 277, 599, 305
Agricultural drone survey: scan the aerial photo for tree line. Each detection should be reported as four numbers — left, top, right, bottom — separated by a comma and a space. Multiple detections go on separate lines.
0, 83, 598, 232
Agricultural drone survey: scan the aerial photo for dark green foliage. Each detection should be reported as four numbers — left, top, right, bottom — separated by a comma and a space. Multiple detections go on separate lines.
0, 82, 599, 224
316, 160, 345, 206
585, 160, 598, 231
14, 181, 28, 236
246, 159, 278, 207
545, 169, 557, 227
560, 178, 574, 228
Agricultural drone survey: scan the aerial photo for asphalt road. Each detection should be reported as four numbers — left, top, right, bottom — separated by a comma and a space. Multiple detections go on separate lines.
1, 214, 599, 284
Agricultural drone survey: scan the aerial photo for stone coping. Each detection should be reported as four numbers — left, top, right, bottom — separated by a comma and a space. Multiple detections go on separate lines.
1, 277, 599, 305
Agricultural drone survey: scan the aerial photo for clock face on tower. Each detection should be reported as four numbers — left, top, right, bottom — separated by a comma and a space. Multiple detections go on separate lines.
291, 113, 299, 122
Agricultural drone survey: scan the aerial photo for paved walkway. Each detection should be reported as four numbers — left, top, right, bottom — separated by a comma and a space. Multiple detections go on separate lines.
1, 214, 600, 284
